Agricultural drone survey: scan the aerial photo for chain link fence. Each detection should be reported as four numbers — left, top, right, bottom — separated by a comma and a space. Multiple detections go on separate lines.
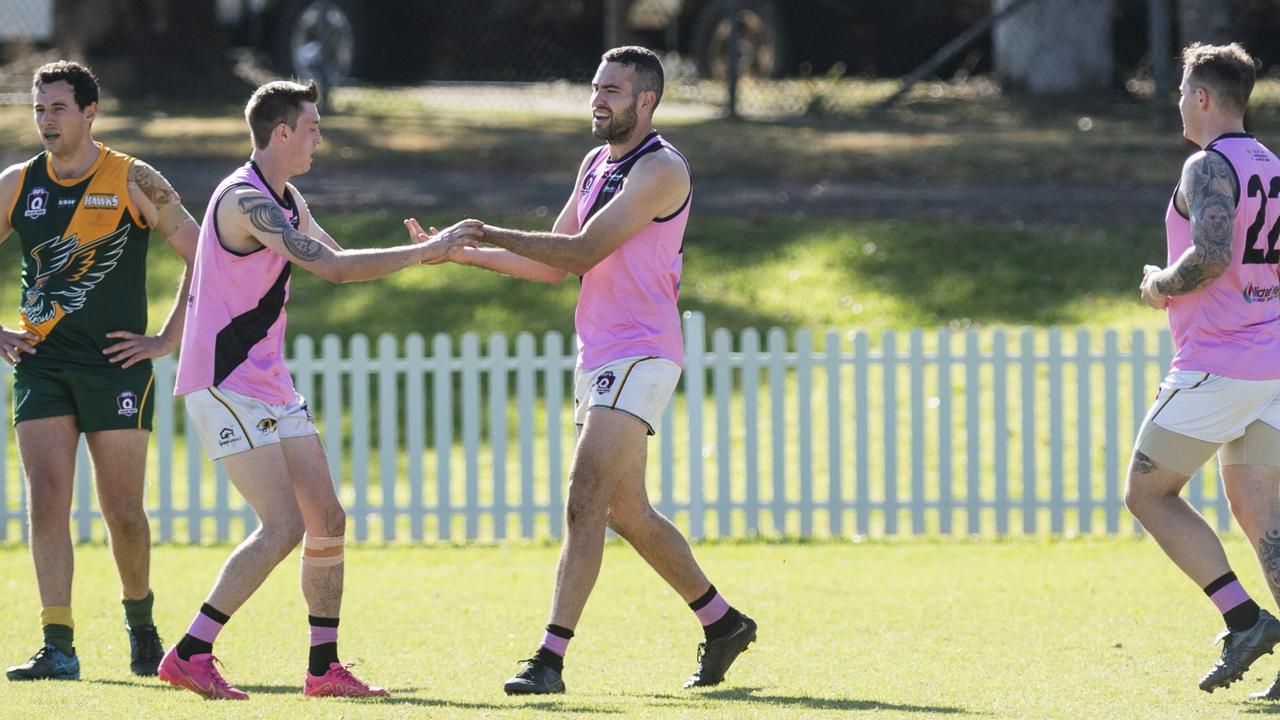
0, 0, 1276, 119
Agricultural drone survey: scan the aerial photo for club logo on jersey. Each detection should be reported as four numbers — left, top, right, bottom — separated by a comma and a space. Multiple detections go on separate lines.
22, 224, 131, 332
116, 390, 139, 417
601, 171, 624, 195
84, 193, 119, 210
1243, 281, 1280, 303
256, 418, 278, 435
594, 370, 617, 395
23, 187, 48, 219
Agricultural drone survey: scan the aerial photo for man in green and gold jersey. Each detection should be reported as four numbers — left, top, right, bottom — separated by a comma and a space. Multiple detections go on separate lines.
0, 61, 197, 681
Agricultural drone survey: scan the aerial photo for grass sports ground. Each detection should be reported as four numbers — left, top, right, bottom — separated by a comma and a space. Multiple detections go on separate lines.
0, 539, 1278, 719
3, 81, 1280, 718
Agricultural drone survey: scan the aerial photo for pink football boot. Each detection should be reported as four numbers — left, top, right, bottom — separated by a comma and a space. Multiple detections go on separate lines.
157, 647, 248, 700
304, 662, 390, 698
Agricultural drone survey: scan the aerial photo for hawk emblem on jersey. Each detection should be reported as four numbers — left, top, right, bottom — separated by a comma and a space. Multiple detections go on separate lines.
22, 224, 130, 330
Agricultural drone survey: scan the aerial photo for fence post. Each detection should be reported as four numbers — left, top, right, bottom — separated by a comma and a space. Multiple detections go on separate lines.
1076, 328, 1092, 534
1021, 330, 1037, 534
1048, 329, 1065, 534
767, 327, 787, 534
796, 329, 814, 536
1103, 330, 1120, 533
377, 334, 399, 542
516, 333, 537, 539
432, 333, 454, 541
406, 334, 426, 541
993, 330, 1009, 535
545, 331, 566, 539
155, 356, 175, 543
742, 328, 761, 534
826, 330, 844, 537
489, 333, 510, 541
965, 331, 981, 534
883, 330, 898, 536
350, 334, 371, 542
938, 329, 953, 534
713, 328, 734, 537
685, 312, 707, 540
909, 329, 925, 534
461, 333, 482, 540
854, 331, 869, 536
321, 335, 344, 495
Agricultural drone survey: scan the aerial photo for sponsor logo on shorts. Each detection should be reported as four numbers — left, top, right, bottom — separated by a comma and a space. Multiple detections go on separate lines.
83, 193, 119, 209
23, 187, 48, 219
256, 418, 278, 435
1243, 281, 1280, 303
218, 427, 238, 447
116, 390, 139, 417
594, 370, 617, 395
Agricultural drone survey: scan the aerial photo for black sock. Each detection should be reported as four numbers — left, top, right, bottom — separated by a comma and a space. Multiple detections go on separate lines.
1204, 571, 1261, 632
308, 615, 340, 676
534, 624, 573, 673
689, 585, 742, 642
176, 603, 230, 660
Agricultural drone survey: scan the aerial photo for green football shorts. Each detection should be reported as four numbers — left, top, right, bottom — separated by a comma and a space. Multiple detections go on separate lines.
13, 360, 155, 432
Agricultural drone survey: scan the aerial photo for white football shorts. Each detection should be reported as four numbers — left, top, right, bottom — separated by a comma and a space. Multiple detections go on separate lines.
184, 386, 318, 460
574, 355, 681, 435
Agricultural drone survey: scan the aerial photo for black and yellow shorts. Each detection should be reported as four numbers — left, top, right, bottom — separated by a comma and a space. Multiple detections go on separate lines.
13, 360, 155, 432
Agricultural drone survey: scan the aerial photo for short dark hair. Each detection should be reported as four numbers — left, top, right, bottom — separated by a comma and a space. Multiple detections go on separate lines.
602, 46, 664, 109
1182, 42, 1256, 113
245, 79, 320, 149
32, 60, 99, 110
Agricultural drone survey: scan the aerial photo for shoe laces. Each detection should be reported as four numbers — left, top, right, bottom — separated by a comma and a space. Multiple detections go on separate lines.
328, 662, 370, 688
695, 643, 706, 664
200, 655, 237, 694
131, 625, 163, 657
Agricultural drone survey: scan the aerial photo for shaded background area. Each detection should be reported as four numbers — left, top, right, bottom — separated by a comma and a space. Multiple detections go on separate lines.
0, 0, 1275, 339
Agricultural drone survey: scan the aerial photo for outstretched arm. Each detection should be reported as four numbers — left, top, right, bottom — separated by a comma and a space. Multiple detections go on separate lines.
479, 151, 689, 276
104, 160, 199, 367
1141, 151, 1237, 308
222, 186, 480, 283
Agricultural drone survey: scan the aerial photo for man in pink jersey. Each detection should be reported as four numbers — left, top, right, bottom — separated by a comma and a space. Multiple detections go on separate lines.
155, 79, 479, 701
416, 46, 754, 695
1127, 43, 1280, 697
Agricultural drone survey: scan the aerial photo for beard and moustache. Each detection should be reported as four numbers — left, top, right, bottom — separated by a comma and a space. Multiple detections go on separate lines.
592, 97, 639, 142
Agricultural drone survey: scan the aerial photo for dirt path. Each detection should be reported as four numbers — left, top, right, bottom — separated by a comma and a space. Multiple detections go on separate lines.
149, 159, 1169, 226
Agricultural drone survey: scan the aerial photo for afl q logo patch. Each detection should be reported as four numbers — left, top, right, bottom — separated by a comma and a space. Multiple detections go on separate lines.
116, 390, 138, 417
256, 418, 278, 435
23, 187, 48, 220
594, 371, 617, 395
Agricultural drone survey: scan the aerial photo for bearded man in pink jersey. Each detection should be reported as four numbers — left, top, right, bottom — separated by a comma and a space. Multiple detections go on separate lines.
155, 80, 479, 700
1127, 43, 1280, 697
415, 46, 754, 694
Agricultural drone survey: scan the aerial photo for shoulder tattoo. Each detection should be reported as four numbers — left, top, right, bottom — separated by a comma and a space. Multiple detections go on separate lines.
237, 195, 323, 261
129, 162, 180, 207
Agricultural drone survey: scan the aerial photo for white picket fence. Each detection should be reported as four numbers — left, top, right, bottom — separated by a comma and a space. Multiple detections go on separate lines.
0, 313, 1220, 544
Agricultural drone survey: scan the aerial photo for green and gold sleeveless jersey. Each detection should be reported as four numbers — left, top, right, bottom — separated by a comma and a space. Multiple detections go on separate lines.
6, 143, 151, 369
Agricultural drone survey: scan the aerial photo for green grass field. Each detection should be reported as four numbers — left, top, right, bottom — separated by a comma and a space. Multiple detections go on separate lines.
0, 537, 1277, 719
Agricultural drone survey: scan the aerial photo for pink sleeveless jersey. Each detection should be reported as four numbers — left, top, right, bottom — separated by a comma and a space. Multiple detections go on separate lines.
1165, 133, 1280, 380
575, 131, 689, 368
174, 161, 298, 403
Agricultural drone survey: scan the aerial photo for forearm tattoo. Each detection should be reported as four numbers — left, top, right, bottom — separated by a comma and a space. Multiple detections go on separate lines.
238, 196, 323, 261
1157, 153, 1236, 296
1260, 529, 1280, 593
130, 163, 180, 207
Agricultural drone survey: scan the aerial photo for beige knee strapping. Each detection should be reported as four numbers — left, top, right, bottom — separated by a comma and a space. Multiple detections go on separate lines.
302, 534, 344, 567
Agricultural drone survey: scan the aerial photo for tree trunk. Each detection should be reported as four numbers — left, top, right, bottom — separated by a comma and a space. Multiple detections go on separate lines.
993, 0, 1115, 94
52, 0, 248, 101
1178, 0, 1231, 49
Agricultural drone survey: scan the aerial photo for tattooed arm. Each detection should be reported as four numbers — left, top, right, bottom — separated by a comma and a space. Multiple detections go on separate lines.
102, 161, 199, 367
1141, 152, 1238, 308
219, 186, 480, 283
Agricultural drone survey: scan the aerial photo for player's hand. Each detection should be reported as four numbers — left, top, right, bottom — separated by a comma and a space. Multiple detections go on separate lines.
0, 326, 38, 365
404, 218, 481, 263
104, 330, 174, 368
1140, 264, 1167, 309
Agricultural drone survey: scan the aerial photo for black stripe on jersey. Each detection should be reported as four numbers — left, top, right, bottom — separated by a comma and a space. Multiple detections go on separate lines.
584, 141, 665, 223
655, 147, 692, 224
212, 262, 292, 387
